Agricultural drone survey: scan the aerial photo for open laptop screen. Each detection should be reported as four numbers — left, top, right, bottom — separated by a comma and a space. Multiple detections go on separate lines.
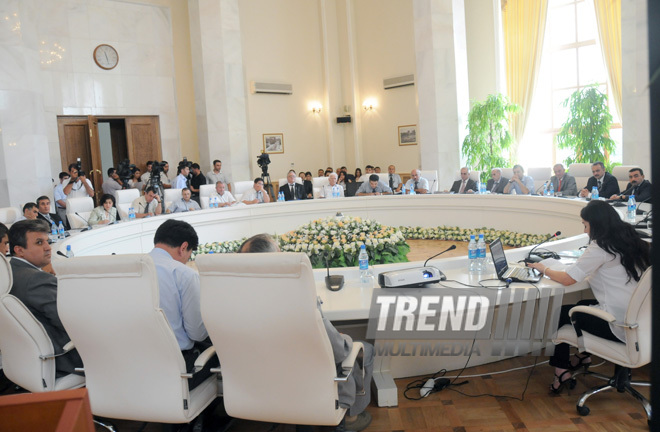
489, 238, 508, 277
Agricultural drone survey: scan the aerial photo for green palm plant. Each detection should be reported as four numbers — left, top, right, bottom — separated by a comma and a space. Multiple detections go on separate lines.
462, 94, 520, 182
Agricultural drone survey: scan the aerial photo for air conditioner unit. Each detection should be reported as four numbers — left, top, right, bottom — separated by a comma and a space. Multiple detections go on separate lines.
250, 81, 293, 95
383, 74, 415, 90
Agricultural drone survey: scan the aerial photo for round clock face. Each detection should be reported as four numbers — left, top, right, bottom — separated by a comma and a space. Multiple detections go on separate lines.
93, 44, 119, 70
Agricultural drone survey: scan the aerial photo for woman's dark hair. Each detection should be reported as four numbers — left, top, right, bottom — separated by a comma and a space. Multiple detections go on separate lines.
100, 194, 116, 206
337, 171, 346, 181
580, 200, 650, 282
0, 222, 8, 240
355, 168, 363, 178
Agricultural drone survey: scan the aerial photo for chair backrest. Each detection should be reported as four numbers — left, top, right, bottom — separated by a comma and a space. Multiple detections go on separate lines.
196, 253, 344, 426
622, 267, 652, 367
567, 163, 593, 191
233, 181, 255, 202
199, 185, 216, 210
114, 188, 139, 205
419, 170, 438, 192
164, 188, 182, 210
312, 176, 329, 188
612, 165, 639, 192
453, 170, 481, 183
277, 177, 303, 188
65, 198, 94, 229
0, 255, 59, 392
0, 207, 20, 227
54, 254, 214, 423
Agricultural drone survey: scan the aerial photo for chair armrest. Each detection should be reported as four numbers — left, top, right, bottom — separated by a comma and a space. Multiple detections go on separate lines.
193, 346, 216, 372
39, 341, 75, 360
568, 306, 615, 323
335, 341, 364, 382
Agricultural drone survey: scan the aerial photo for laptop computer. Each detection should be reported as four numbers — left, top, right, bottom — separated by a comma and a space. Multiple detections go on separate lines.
489, 238, 541, 283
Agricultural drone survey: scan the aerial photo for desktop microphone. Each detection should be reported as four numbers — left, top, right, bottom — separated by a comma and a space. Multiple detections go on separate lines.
57, 251, 69, 258
429, 179, 437, 194
524, 231, 561, 264
324, 253, 344, 291
535, 181, 548, 195
423, 245, 457, 267
76, 212, 92, 232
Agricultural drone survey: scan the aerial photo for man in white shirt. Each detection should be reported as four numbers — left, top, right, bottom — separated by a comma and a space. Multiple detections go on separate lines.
210, 181, 236, 207
175, 165, 189, 190
140, 161, 153, 185
319, 172, 345, 198
160, 161, 172, 189
54, 172, 70, 226
206, 160, 231, 192
167, 188, 201, 213
131, 186, 163, 218
102, 168, 123, 196
404, 169, 429, 194
63, 163, 94, 199
242, 178, 271, 204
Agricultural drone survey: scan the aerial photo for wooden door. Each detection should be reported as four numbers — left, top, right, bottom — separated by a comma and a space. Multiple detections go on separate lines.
125, 116, 162, 173
57, 117, 93, 175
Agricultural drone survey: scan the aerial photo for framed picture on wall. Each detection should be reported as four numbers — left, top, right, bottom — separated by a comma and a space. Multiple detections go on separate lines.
263, 133, 284, 154
398, 125, 417, 146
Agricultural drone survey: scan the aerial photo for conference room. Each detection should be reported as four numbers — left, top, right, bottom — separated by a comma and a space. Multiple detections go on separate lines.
0, 0, 657, 431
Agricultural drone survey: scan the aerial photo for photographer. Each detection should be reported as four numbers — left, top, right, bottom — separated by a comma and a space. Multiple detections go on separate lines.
63, 162, 94, 199
102, 167, 123, 195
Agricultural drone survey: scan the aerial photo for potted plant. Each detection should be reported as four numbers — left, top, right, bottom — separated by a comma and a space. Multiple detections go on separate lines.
462, 94, 520, 182
556, 86, 616, 170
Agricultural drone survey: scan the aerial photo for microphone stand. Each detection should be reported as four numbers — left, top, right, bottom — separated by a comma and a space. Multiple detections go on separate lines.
524, 231, 561, 264
423, 245, 457, 267
324, 252, 344, 291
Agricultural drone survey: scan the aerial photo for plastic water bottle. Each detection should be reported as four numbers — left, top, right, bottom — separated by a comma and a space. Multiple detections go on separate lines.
50, 223, 58, 242
58, 221, 65, 240
477, 233, 487, 272
409, 186, 416, 195
358, 244, 371, 286
213, 196, 219, 208
591, 186, 599, 200
476, 181, 481, 195
468, 235, 478, 273
128, 207, 135, 221
401, 184, 406, 195
548, 181, 554, 196
542, 183, 547, 196
627, 195, 637, 222
279, 192, 284, 202
65, 245, 74, 258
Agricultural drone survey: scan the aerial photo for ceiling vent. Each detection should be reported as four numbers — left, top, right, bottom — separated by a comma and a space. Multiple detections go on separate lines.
383, 74, 415, 90
250, 81, 293, 95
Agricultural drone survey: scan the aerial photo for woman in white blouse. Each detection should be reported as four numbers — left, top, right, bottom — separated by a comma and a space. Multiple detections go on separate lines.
88, 194, 118, 226
527, 200, 650, 393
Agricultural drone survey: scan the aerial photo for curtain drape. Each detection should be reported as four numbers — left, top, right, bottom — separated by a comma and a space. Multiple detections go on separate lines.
593, 0, 622, 122
502, 0, 548, 157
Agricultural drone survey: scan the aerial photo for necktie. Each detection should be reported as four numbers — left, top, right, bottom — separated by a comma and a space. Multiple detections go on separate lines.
597, 179, 602, 190
389, 174, 394, 189
459, 180, 466, 194
257, 191, 262, 202
372, 188, 376, 193
290, 184, 294, 199
491, 181, 498, 193
558, 178, 562, 191
414, 181, 418, 191
632, 186, 637, 196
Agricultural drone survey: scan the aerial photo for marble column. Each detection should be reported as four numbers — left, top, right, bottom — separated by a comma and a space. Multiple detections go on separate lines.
413, 0, 470, 188
0, 0, 52, 208
621, 0, 650, 176
188, 0, 250, 183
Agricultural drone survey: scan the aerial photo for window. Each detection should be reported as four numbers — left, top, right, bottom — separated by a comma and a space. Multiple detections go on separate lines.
518, 0, 621, 169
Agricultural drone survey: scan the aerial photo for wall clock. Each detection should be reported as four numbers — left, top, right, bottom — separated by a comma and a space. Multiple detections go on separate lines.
93, 44, 119, 70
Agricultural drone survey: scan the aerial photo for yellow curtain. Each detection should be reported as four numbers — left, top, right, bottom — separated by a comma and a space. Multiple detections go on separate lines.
593, 0, 622, 122
502, 0, 548, 156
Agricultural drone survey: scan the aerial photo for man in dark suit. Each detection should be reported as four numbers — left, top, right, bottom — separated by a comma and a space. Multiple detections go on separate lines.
36, 196, 64, 227
8, 219, 83, 376
280, 169, 307, 201
486, 168, 509, 194
578, 161, 620, 198
448, 167, 477, 194
609, 167, 652, 203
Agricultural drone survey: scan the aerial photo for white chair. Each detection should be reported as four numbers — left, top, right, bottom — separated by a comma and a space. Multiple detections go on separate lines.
419, 170, 438, 193
312, 177, 330, 199
232, 181, 254, 202
65, 197, 94, 229
612, 165, 639, 193
199, 184, 216, 210
277, 177, 303, 187
164, 188, 182, 211
114, 189, 140, 220
452, 170, 481, 183
553, 267, 652, 421
54, 254, 218, 424
568, 163, 593, 191
528, 167, 552, 194
0, 255, 84, 392
196, 252, 363, 427
497, 167, 514, 180
0, 207, 20, 227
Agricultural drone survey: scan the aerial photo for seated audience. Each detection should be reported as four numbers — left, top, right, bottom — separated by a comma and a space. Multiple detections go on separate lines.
206, 160, 231, 191
503, 164, 534, 195
319, 173, 345, 198
303, 172, 314, 199
102, 168, 123, 195
341, 166, 355, 183
210, 181, 237, 207
578, 161, 620, 198
281, 170, 307, 201
374, 166, 381, 173
237, 234, 374, 431
63, 163, 94, 199
36, 196, 64, 227
317, 168, 325, 177
298, 171, 306, 180
8, 220, 84, 376
88, 193, 118, 225
324, 168, 333, 177
131, 186, 163, 218
189, 163, 206, 203
337, 171, 347, 188
405, 169, 429, 194
386, 165, 403, 193
550, 164, 577, 196
128, 168, 143, 192
357, 174, 393, 196
149, 219, 217, 390
167, 188, 201, 213
447, 167, 477, 194
610, 167, 652, 203
527, 200, 650, 393
18, 202, 38, 221
358, 165, 375, 182
354, 168, 363, 181
242, 178, 270, 204
0, 223, 8, 255
53, 172, 70, 227
486, 168, 509, 194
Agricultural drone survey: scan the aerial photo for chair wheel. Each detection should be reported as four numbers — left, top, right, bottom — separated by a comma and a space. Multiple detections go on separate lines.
577, 405, 590, 416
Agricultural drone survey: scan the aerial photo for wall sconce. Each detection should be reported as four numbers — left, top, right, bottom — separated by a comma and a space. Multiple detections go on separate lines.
362, 98, 377, 111
309, 102, 322, 114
